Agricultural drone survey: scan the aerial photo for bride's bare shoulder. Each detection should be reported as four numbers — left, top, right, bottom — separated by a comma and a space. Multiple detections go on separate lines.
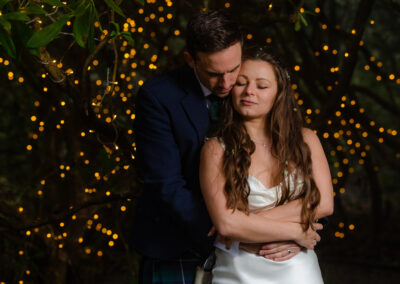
301, 128, 320, 144
301, 128, 325, 155
201, 137, 225, 160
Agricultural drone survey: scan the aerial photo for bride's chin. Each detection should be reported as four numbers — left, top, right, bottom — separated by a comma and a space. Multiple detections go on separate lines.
235, 108, 251, 117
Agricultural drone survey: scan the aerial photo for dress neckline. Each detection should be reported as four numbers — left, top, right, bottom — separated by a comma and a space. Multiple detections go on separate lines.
248, 175, 279, 191
248, 169, 296, 191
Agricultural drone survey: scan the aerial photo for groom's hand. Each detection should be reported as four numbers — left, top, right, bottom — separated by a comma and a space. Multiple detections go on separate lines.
239, 242, 301, 261
239, 242, 262, 254
258, 241, 302, 261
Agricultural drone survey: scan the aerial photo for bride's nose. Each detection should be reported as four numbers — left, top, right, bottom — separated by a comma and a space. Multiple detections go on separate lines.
245, 84, 255, 96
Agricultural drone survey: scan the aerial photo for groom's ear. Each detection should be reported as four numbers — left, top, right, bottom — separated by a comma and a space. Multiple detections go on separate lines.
184, 51, 195, 69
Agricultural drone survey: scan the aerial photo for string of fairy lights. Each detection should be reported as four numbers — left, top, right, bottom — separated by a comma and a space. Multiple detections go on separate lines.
0, 0, 399, 282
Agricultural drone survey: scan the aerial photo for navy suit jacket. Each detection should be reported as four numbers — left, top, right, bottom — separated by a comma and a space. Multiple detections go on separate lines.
131, 65, 214, 260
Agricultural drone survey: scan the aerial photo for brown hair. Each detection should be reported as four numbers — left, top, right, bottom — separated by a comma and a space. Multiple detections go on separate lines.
211, 46, 321, 231
186, 10, 243, 59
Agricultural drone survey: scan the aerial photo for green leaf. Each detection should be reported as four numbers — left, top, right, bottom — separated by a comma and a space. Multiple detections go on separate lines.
0, 17, 11, 32
294, 20, 301, 31
87, 23, 94, 52
0, 0, 12, 9
137, 0, 144, 5
93, 6, 103, 32
303, 10, 315, 16
2, 12, 31, 21
12, 21, 34, 60
104, 0, 126, 17
111, 21, 120, 34
73, 9, 90, 47
13, 21, 33, 45
0, 26, 16, 58
299, 13, 308, 27
122, 32, 134, 46
43, 0, 67, 7
20, 5, 46, 15
87, 6, 95, 52
27, 15, 71, 48
73, 0, 91, 17
28, 47, 40, 56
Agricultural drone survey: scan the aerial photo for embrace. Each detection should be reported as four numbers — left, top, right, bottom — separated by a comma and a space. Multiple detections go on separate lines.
131, 9, 334, 284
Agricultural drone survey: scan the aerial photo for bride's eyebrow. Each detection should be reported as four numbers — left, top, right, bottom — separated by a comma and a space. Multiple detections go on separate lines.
256, 78, 271, 83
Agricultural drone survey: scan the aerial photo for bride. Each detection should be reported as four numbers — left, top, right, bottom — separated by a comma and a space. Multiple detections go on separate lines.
199, 46, 334, 283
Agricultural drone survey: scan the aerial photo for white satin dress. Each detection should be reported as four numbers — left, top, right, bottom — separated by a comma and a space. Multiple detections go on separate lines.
212, 172, 324, 284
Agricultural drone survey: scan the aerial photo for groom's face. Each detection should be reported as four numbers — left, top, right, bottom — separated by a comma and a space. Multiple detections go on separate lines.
185, 42, 242, 97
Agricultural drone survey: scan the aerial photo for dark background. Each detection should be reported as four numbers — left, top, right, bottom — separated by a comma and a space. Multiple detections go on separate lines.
0, 0, 399, 283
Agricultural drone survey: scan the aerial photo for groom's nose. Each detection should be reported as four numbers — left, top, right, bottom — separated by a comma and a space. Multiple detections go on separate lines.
218, 73, 234, 89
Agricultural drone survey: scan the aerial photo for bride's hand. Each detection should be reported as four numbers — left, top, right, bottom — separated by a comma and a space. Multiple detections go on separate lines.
295, 223, 322, 249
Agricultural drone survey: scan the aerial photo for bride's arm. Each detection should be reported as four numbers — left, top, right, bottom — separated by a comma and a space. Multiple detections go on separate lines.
259, 128, 334, 222
199, 139, 321, 248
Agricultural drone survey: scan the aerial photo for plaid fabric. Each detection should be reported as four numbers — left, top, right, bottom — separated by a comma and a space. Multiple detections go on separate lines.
139, 256, 200, 284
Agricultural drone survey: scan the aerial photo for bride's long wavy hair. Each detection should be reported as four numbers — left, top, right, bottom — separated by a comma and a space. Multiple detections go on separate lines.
211, 46, 320, 231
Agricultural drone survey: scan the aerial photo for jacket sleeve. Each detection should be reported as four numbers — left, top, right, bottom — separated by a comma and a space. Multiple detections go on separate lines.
134, 85, 214, 250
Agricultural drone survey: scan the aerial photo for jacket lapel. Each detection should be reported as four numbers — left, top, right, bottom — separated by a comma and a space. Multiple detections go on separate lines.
180, 67, 210, 143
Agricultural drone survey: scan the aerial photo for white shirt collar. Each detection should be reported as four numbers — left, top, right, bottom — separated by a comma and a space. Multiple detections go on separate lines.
194, 69, 212, 97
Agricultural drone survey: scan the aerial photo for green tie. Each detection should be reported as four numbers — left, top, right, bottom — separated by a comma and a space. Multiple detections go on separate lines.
209, 94, 221, 122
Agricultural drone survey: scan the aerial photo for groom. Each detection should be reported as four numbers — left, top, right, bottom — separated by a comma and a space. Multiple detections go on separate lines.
132, 10, 242, 283
132, 10, 305, 283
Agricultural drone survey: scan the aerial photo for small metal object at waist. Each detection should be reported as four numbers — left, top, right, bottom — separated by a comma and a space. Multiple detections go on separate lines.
202, 250, 216, 272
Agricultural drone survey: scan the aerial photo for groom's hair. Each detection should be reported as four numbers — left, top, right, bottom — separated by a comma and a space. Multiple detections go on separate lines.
186, 10, 243, 59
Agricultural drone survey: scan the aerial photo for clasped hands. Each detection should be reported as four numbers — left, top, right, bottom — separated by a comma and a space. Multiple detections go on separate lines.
208, 222, 322, 262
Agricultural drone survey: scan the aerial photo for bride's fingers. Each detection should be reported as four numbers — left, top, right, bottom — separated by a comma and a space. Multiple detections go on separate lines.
314, 223, 323, 231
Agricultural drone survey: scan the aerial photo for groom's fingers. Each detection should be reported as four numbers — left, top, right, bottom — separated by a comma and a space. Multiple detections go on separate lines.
259, 244, 291, 255
207, 226, 217, 236
259, 243, 299, 256
239, 243, 262, 254
272, 247, 302, 262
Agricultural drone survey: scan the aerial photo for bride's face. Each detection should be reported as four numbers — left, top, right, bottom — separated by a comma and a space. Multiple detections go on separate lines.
231, 59, 278, 120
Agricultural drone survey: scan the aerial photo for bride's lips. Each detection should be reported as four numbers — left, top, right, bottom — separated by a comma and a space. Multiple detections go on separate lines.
241, 99, 256, 106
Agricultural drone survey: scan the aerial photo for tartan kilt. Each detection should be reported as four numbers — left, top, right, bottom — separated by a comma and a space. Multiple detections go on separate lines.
139, 255, 200, 284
